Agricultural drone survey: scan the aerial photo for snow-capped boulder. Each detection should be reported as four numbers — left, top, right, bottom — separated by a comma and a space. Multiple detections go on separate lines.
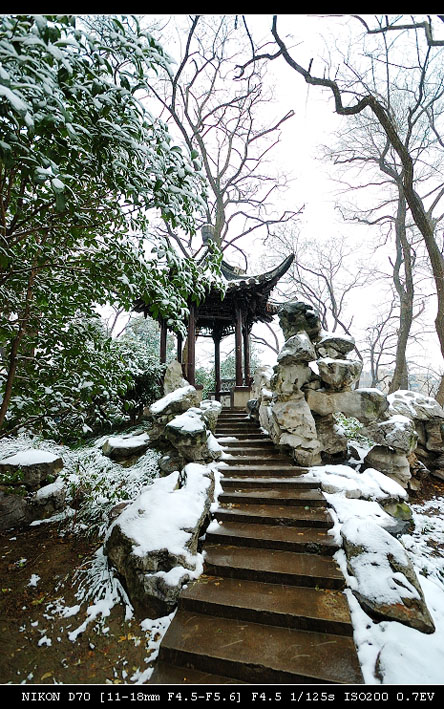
388, 390, 444, 421
341, 517, 435, 634
102, 433, 150, 462
199, 399, 222, 433
144, 385, 200, 442
387, 390, 444, 481
306, 388, 389, 425
368, 415, 418, 456
276, 331, 316, 365
363, 445, 411, 489
317, 357, 363, 392
315, 332, 356, 359
104, 464, 215, 617
27, 478, 66, 519
165, 410, 222, 463
0, 449, 63, 490
278, 301, 322, 342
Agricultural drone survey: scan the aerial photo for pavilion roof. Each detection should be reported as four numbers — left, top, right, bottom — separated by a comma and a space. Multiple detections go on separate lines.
133, 253, 294, 339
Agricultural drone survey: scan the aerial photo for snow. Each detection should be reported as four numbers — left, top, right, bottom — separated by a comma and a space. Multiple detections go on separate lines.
306, 463, 444, 684
319, 331, 355, 344
104, 433, 150, 449
341, 517, 420, 604
166, 410, 205, 434
302, 464, 407, 501
35, 478, 64, 499
2, 426, 444, 685
0, 448, 59, 466
388, 390, 444, 420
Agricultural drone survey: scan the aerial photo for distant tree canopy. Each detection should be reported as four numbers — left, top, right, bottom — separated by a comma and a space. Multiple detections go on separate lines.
0, 15, 224, 437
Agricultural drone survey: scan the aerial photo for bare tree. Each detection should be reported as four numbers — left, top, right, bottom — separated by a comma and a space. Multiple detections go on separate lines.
144, 15, 301, 269
240, 14, 444, 399
264, 224, 372, 359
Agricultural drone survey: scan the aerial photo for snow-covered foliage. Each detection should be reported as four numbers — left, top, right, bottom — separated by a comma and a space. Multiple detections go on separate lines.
0, 14, 225, 439
0, 431, 161, 539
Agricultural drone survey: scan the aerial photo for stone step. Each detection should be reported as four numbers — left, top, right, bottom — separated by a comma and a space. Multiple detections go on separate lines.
149, 660, 245, 684
157, 610, 363, 684
221, 456, 292, 466
221, 446, 289, 457
215, 503, 332, 528
204, 543, 344, 589
205, 520, 338, 555
216, 420, 259, 426
220, 440, 276, 448
215, 428, 271, 434
216, 428, 261, 435
218, 465, 308, 477
218, 415, 251, 421
180, 576, 353, 636
219, 489, 325, 506
220, 476, 319, 490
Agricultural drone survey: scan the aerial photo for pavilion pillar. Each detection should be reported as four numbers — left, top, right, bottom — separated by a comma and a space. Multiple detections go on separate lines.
213, 333, 222, 401
243, 323, 251, 386
177, 332, 183, 364
160, 319, 167, 365
234, 305, 243, 387
187, 303, 196, 386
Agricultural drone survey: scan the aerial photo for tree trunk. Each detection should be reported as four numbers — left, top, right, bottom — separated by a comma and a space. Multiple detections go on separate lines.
436, 373, 444, 406
0, 267, 36, 429
389, 192, 413, 394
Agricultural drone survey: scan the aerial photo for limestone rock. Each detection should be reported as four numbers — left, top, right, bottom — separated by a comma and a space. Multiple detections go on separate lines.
158, 451, 186, 476
270, 362, 312, 400
367, 415, 418, 456
102, 433, 150, 462
277, 332, 316, 365
199, 399, 222, 433
315, 414, 348, 460
251, 366, 273, 400
0, 449, 64, 491
424, 420, 444, 452
306, 388, 389, 425
317, 357, 363, 392
27, 479, 66, 521
0, 478, 66, 531
0, 491, 27, 530
270, 398, 322, 466
163, 360, 188, 395
316, 332, 356, 359
342, 517, 435, 634
364, 445, 411, 488
278, 301, 322, 342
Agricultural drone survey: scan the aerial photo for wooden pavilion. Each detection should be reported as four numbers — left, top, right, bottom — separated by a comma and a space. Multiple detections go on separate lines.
133, 253, 294, 406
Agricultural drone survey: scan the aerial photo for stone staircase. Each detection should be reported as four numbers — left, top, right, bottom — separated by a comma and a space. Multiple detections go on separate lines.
150, 409, 363, 685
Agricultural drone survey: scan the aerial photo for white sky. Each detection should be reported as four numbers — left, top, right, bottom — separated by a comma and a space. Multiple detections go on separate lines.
125, 14, 444, 378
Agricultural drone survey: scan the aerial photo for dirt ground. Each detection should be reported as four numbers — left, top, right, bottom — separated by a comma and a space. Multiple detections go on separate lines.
0, 522, 159, 685
1, 476, 444, 686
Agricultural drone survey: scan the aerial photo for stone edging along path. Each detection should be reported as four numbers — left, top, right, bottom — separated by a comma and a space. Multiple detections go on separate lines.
150, 409, 364, 685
